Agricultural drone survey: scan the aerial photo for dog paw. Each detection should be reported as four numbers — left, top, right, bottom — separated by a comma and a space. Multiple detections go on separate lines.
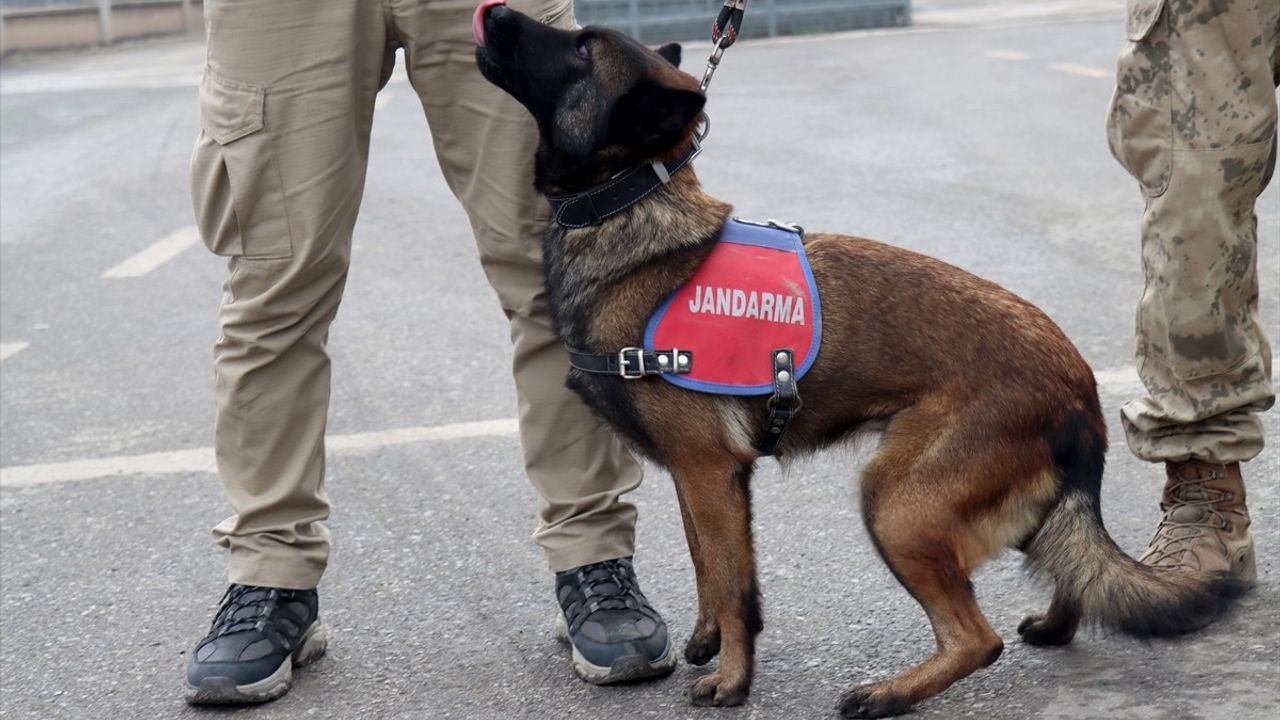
683, 631, 721, 666
837, 683, 912, 718
689, 672, 750, 707
1017, 613, 1075, 647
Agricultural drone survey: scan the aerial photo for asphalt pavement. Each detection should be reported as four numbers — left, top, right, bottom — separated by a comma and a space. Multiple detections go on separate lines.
2, 5, 1278, 720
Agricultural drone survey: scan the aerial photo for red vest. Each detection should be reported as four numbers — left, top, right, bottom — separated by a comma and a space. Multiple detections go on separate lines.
644, 218, 822, 395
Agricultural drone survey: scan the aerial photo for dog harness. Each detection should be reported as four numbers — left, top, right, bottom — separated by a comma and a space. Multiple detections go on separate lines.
568, 217, 822, 456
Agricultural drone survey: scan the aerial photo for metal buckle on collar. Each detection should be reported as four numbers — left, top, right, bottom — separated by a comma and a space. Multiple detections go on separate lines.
618, 347, 646, 379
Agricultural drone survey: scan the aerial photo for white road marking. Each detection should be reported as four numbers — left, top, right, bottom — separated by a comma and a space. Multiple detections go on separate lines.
2, 366, 1149, 489
0, 342, 30, 362
916, 1, 1120, 27
374, 91, 394, 111
0, 364, 1150, 490
0, 72, 203, 95
0, 418, 518, 488
102, 226, 201, 279
1094, 366, 1142, 387
1051, 63, 1111, 79
985, 50, 1031, 60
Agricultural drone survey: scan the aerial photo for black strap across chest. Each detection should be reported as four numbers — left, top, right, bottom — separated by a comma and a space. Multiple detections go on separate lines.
567, 347, 693, 380
546, 141, 702, 229
568, 345, 801, 457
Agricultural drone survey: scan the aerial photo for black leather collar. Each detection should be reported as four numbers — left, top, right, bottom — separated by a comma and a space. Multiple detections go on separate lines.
546, 140, 702, 228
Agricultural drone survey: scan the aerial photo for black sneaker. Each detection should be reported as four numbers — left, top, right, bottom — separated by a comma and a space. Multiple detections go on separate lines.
184, 584, 327, 704
554, 557, 676, 684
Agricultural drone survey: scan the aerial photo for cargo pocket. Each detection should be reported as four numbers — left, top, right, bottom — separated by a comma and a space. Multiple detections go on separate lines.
190, 69, 293, 259
1106, 0, 1171, 198
1138, 138, 1271, 382
1125, 0, 1165, 41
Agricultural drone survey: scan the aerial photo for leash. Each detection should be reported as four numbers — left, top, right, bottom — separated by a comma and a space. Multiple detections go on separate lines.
699, 0, 748, 93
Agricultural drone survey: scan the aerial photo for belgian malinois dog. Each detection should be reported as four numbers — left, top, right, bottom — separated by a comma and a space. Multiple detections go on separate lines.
474, 3, 1245, 716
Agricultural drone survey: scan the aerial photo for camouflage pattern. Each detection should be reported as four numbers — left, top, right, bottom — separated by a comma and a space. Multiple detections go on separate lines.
1108, 0, 1279, 464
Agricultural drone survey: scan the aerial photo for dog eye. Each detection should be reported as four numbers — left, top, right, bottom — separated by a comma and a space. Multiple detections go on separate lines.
576, 40, 590, 60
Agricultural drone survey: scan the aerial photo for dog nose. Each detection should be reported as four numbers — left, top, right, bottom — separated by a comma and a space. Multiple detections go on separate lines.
473, 0, 508, 47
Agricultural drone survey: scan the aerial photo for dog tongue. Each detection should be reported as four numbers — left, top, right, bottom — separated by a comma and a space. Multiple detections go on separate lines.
473, 0, 507, 47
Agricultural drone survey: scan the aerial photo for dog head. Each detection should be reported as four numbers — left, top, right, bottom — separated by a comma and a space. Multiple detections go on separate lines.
474, 0, 705, 192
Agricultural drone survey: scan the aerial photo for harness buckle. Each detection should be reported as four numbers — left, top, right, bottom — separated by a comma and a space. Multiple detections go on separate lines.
618, 347, 646, 379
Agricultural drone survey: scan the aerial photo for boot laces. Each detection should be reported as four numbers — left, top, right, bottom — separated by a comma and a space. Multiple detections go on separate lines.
1144, 468, 1230, 567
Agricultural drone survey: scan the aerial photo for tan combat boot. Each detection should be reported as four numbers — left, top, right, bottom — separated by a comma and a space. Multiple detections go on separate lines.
1140, 460, 1256, 586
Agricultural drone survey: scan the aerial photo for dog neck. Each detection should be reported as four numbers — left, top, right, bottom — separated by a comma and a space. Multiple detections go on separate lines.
545, 141, 702, 228
541, 156, 732, 352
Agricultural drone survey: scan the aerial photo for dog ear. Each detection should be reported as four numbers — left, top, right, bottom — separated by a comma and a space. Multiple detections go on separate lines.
656, 42, 682, 68
611, 79, 705, 153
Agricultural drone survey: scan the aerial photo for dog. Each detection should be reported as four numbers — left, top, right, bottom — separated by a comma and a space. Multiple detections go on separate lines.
473, 3, 1245, 716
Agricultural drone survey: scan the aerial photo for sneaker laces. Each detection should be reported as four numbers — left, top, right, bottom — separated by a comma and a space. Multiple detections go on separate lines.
1144, 469, 1231, 567
576, 559, 643, 614
207, 584, 288, 639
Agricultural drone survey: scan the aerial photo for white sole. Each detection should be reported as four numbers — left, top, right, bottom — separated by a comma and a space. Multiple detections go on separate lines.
555, 611, 676, 685
184, 621, 328, 705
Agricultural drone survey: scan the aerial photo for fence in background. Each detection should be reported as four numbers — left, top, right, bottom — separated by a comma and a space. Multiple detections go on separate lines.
576, 0, 911, 43
1, 0, 910, 57
1, 0, 202, 55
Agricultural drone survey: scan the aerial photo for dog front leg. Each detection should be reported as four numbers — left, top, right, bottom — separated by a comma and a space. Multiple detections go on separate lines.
675, 484, 720, 665
673, 458, 761, 707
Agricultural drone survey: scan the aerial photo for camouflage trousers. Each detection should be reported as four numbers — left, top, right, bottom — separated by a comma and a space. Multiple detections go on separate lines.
1108, 0, 1279, 464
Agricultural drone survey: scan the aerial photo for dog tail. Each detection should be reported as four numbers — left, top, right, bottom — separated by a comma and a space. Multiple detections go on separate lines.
1023, 407, 1247, 638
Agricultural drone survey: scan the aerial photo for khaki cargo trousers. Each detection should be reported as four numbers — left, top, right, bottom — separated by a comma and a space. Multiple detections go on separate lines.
1108, 0, 1279, 464
191, 0, 642, 589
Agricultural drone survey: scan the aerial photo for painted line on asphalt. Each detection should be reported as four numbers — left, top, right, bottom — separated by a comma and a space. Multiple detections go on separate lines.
1094, 366, 1141, 387
0, 342, 30, 362
2, 367, 1146, 488
102, 226, 201, 279
0, 418, 518, 489
985, 50, 1031, 60
374, 91, 394, 111
0, 72, 204, 95
1050, 63, 1111, 79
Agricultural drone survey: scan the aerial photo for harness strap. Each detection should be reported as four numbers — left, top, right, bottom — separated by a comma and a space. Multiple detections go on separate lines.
568, 347, 694, 379
756, 348, 801, 456
547, 141, 702, 229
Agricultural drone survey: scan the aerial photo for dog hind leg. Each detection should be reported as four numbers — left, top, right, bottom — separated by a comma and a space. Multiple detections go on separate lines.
840, 516, 1003, 718
1017, 590, 1081, 646
840, 426, 1009, 719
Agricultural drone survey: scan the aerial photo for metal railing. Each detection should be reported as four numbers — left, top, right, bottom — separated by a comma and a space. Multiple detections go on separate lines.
575, 0, 911, 43
0, 0, 201, 55
2, 0, 909, 56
